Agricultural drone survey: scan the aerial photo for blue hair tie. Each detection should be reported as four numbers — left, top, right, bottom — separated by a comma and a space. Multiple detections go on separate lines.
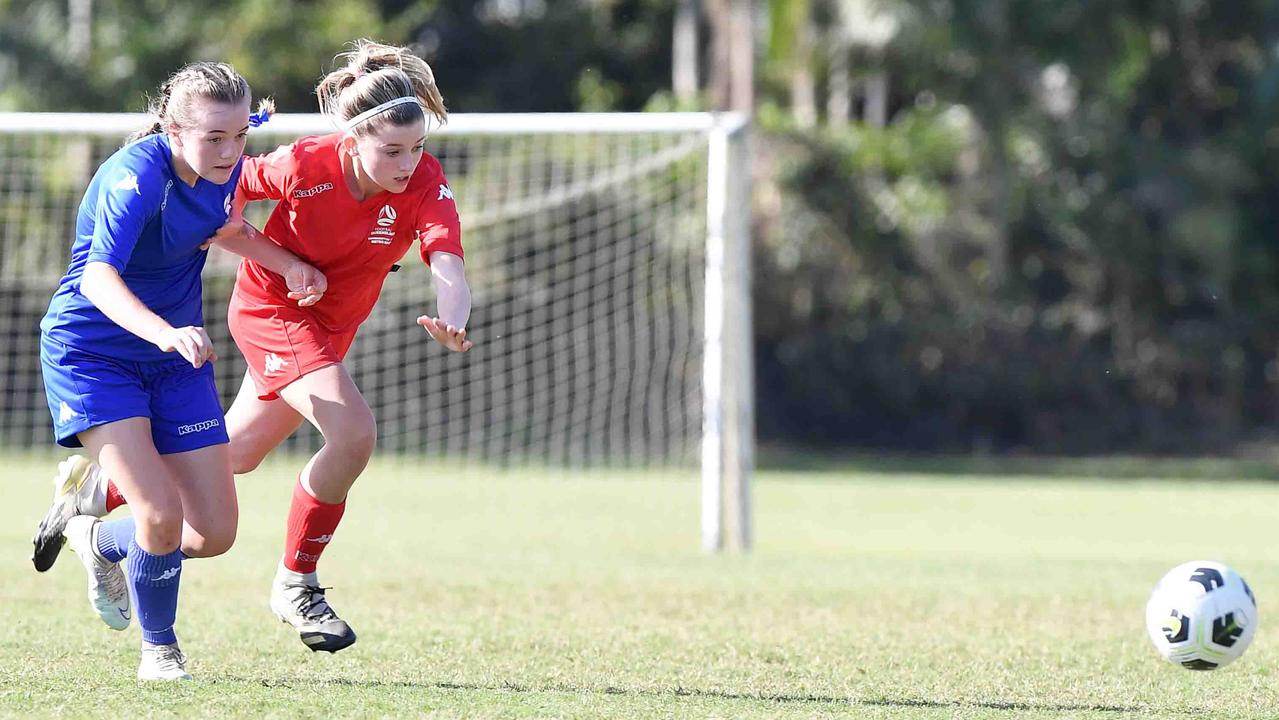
249, 109, 271, 128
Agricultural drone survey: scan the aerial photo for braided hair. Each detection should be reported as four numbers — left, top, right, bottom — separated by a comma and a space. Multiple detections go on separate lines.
127, 62, 273, 144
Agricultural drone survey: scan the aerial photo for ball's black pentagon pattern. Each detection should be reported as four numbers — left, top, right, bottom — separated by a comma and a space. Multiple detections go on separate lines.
1162, 610, 1190, 644
1189, 567, 1225, 593
1181, 659, 1219, 671
1242, 578, 1257, 608
1211, 613, 1244, 648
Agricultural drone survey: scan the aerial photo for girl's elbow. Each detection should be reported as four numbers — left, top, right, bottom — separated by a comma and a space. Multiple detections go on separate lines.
78, 269, 101, 300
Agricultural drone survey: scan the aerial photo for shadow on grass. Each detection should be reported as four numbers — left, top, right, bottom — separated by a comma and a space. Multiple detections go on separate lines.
230, 675, 1177, 715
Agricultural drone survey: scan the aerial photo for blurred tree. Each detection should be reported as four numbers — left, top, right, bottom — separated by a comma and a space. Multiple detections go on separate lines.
417, 0, 675, 112
767, 0, 815, 125
753, 0, 1279, 453
0, 0, 413, 111
672, 0, 699, 103
7, 0, 1279, 454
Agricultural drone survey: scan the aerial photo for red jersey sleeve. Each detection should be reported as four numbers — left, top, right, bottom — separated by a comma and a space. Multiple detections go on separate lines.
415, 170, 463, 266
238, 143, 298, 202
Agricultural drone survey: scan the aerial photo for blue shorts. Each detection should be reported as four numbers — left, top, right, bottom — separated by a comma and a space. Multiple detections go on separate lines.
40, 336, 229, 455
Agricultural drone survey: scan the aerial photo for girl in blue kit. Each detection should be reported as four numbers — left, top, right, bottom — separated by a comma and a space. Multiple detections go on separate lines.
39, 62, 324, 681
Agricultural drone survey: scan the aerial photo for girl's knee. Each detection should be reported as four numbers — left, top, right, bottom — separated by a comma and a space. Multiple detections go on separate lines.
182, 526, 236, 558
134, 504, 184, 554
331, 413, 377, 460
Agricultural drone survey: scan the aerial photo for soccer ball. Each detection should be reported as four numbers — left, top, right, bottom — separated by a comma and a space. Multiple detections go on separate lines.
1145, 560, 1258, 670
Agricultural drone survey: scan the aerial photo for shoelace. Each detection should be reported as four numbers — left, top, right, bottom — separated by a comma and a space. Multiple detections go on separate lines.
283, 584, 339, 623
96, 558, 129, 603
149, 645, 186, 672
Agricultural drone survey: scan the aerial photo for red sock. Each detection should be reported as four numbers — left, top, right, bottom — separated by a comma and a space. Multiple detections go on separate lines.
282, 479, 346, 574
105, 479, 127, 512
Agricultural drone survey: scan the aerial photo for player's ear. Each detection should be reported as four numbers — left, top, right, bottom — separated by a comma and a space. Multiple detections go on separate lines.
166, 121, 184, 148
340, 133, 360, 157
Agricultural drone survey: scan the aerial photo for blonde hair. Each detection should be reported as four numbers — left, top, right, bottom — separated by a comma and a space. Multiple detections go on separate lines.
128, 62, 274, 144
316, 39, 447, 136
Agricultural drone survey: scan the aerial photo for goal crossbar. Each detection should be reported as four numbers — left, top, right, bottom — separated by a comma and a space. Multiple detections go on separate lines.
0, 112, 749, 136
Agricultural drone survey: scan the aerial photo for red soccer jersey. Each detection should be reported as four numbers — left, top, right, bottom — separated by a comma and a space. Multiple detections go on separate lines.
235, 133, 463, 334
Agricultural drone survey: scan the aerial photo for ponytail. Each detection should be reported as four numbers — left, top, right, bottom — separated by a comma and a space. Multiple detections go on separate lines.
316, 39, 447, 135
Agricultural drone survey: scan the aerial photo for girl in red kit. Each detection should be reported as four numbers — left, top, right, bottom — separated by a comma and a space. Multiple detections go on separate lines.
33, 40, 472, 653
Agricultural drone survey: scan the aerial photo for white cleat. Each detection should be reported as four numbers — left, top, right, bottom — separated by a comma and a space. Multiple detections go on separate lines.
32, 455, 106, 572
137, 643, 192, 681
270, 581, 357, 653
64, 515, 131, 631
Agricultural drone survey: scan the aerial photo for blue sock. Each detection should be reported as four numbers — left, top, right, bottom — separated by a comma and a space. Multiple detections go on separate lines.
126, 539, 183, 646
95, 517, 135, 563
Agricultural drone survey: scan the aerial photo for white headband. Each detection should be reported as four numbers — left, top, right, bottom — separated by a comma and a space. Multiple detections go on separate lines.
343, 96, 421, 130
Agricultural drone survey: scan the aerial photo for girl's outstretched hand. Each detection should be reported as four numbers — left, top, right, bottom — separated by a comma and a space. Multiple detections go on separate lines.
417, 316, 473, 353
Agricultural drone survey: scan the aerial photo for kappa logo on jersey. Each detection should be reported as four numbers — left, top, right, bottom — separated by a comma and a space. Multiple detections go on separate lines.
438, 184, 454, 201
160, 180, 173, 211
293, 182, 334, 199
223, 193, 233, 218
368, 205, 397, 245
263, 352, 289, 376
112, 173, 141, 196
58, 401, 77, 425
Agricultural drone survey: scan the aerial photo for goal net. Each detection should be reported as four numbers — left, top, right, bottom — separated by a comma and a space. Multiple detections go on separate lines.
0, 112, 752, 549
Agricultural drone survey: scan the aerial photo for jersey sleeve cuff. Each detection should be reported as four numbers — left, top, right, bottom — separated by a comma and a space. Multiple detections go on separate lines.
84, 252, 127, 274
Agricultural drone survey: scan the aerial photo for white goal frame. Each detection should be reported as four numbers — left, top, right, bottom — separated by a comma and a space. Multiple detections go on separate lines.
0, 111, 753, 553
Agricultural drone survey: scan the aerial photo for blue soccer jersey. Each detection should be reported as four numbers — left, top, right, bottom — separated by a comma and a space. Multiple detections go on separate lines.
41, 133, 241, 361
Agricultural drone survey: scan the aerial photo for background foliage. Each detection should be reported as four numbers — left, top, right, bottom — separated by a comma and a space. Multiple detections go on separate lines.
4, 0, 1278, 455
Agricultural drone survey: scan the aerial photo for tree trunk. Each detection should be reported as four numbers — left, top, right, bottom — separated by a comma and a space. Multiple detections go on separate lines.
863, 68, 888, 128
673, 0, 699, 104
791, 21, 815, 127
729, 0, 753, 114
705, 0, 732, 109
68, 0, 92, 65
983, 0, 1011, 290
707, 0, 753, 113
826, 37, 850, 125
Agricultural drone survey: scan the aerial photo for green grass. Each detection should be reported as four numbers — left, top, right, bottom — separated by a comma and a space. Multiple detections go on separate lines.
4, 453, 1279, 718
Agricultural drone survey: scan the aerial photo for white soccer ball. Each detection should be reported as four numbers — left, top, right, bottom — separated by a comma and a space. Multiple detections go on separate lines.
1145, 560, 1258, 670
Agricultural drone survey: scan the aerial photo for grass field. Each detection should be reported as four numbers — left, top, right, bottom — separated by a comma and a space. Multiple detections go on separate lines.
4, 453, 1279, 718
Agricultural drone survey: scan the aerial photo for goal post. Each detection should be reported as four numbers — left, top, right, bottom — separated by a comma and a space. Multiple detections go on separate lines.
0, 111, 753, 552
703, 114, 753, 553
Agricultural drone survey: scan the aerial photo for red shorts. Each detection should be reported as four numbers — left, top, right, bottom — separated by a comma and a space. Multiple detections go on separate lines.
227, 290, 358, 400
